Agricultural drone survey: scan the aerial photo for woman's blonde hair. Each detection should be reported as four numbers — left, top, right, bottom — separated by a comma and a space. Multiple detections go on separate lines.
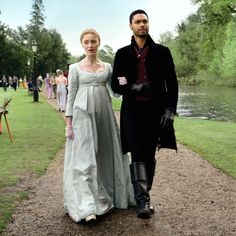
80, 28, 101, 44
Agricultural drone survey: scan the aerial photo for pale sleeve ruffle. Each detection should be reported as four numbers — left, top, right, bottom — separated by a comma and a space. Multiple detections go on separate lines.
65, 63, 79, 117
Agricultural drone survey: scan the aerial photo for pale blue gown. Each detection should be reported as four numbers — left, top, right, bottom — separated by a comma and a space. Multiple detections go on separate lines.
63, 62, 135, 222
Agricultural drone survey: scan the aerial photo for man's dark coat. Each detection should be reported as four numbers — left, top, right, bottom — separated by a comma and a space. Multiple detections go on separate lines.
111, 35, 178, 153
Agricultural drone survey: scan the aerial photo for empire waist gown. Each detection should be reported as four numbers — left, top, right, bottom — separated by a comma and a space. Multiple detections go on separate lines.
63, 62, 135, 222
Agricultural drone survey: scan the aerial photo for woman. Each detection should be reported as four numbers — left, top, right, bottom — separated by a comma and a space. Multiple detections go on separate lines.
45, 73, 52, 99
56, 69, 67, 112
63, 29, 135, 223
50, 73, 57, 99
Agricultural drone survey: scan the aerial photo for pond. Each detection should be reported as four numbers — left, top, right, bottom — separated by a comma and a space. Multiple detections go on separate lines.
177, 85, 236, 122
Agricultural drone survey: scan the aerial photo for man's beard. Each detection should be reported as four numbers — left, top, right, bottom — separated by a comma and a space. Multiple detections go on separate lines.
139, 34, 147, 39
135, 32, 148, 39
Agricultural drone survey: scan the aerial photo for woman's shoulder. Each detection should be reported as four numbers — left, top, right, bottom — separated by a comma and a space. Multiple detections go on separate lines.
102, 62, 112, 71
69, 62, 79, 70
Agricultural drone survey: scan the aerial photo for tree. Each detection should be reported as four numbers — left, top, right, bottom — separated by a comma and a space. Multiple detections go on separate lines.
0, 0, 70, 78
98, 45, 115, 66
37, 28, 70, 74
220, 19, 236, 85
158, 31, 174, 45
0, 21, 31, 77
26, 0, 70, 76
28, 0, 45, 40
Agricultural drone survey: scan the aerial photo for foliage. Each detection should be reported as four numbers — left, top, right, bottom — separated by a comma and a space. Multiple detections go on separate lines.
98, 45, 116, 66
112, 97, 122, 111
160, 0, 236, 86
0, 22, 31, 77
220, 19, 236, 84
76, 45, 115, 65
28, 0, 45, 39
0, 0, 70, 79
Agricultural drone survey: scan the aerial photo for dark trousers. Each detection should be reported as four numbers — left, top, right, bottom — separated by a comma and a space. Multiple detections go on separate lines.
120, 100, 161, 162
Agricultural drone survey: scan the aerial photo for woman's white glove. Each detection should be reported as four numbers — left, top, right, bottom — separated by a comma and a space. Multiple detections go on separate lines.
65, 126, 74, 140
118, 76, 127, 85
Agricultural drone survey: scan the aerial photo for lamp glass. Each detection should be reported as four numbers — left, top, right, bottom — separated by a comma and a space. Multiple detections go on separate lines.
32, 43, 37, 52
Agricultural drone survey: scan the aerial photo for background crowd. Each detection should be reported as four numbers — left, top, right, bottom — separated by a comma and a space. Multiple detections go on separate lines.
0, 69, 68, 112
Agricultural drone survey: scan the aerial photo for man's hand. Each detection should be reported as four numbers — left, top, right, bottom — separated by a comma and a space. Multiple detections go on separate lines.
65, 126, 74, 140
160, 108, 174, 128
131, 82, 151, 92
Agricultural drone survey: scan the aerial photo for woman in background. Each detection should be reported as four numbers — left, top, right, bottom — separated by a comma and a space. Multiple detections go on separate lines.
56, 69, 67, 112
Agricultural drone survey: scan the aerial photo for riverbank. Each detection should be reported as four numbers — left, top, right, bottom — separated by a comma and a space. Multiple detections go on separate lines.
1, 89, 236, 235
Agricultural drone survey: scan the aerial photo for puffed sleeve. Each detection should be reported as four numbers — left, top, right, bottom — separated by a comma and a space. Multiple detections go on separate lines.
65, 63, 79, 117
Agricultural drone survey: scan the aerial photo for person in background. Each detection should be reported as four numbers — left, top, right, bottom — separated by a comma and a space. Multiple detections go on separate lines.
23, 76, 28, 89
56, 69, 67, 112
51, 73, 57, 99
1, 75, 8, 92
111, 9, 178, 219
11, 76, 17, 91
19, 77, 23, 89
37, 75, 43, 89
27, 79, 34, 95
63, 28, 135, 223
45, 73, 52, 99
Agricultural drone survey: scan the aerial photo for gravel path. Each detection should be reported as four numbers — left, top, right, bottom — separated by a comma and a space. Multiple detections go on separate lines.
2, 91, 236, 236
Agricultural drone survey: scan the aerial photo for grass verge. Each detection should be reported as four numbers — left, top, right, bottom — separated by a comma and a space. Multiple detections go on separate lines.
112, 97, 236, 178
0, 89, 65, 233
175, 117, 236, 178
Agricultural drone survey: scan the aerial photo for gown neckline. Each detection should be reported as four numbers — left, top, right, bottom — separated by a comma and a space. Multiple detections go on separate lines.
77, 62, 106, 74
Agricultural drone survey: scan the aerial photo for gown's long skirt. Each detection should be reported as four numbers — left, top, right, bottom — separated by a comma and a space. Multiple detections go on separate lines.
63, 84, 135, 222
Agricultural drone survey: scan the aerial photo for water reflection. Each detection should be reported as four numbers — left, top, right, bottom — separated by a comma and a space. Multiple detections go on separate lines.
177, 86, 236, 122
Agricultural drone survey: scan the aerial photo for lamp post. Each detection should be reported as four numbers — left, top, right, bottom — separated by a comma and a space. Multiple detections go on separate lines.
32, 41, 38, 102
27, 59, 31, 76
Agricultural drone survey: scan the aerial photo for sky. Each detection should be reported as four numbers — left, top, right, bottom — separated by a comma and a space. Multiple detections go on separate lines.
0, 0, 198, 56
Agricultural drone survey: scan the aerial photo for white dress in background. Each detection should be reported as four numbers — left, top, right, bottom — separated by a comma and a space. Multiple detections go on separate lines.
63, 62, 135, 222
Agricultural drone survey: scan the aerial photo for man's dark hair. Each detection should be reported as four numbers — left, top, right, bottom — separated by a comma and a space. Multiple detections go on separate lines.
129, 9, 149, 24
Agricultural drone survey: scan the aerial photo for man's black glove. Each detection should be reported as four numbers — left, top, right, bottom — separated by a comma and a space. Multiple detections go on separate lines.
160, 108, 174, 128
130, 82, 151, 92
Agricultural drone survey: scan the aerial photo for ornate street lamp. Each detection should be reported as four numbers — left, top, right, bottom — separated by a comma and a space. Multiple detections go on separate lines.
27, 59, 31, 67
32, 41, 38, 102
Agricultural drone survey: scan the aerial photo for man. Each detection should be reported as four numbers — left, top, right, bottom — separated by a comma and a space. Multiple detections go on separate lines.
111, 9, 178, 219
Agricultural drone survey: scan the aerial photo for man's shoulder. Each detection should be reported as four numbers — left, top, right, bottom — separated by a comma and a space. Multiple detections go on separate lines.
151, 42, 169, 51
116, 44, 132, 54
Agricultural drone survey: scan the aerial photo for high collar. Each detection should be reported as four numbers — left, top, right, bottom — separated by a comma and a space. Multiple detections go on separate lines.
131, 34, 156, 48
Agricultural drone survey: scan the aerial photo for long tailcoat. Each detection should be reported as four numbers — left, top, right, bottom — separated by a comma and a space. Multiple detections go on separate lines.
111, 35, 178, 153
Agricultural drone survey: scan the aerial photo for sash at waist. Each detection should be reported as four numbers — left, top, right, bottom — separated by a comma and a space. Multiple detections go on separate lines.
79, 82, 106, 87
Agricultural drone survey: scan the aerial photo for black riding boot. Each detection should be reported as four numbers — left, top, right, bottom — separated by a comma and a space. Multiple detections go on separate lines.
146, 160, 156, 214
130, 162, 151, 219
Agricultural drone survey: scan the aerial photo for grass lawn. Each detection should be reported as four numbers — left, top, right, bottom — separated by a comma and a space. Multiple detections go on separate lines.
175, 117, 236, 178
112, 97, 236, 178
0, 88, 65, 233
0, 94, 235, 233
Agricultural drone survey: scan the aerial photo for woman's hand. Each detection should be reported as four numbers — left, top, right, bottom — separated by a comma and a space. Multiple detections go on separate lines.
65, 126, 74, 140
118, 76, 127, 86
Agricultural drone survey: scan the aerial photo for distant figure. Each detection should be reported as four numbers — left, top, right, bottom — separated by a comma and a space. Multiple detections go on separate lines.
1, 75, 8, 92
45, 73, 52, 99
27, 79, 34, 95
56, 69, 67, 112
11, 76, 17, 91
23, 76, 28, 89
51, 73, 57, 99
19, 77, 23, 89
